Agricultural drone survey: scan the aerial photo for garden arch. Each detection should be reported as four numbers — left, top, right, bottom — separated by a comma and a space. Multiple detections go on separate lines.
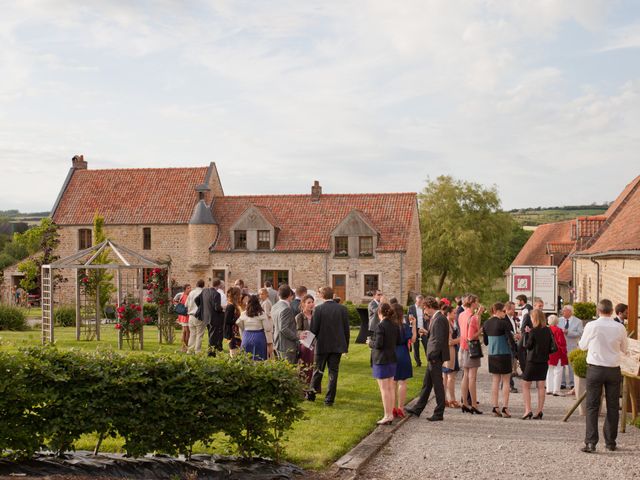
41, 239, 166, 348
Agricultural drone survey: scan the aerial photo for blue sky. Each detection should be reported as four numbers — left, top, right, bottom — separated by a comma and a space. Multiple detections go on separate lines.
1, 0, 639, 211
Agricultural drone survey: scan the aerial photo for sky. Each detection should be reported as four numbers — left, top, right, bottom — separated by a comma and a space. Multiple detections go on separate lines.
1, 0, 639, 212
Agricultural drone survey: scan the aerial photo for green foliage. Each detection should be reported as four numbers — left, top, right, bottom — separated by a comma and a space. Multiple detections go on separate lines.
89, 214, 115, 311
573, 302, 596, 321
0, 348, 304, 460
143, 303, 158, 324
343, 302, 361, 327
0, 305, 28, 331
17, 258, 38, 292
54, 306, 76, 327
419, 175, 519, 294
14, 218, 61, 293
568, 348, 587, 378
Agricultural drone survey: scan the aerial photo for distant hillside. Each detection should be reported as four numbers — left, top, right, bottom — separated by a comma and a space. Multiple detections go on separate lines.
509, 204, 609, 227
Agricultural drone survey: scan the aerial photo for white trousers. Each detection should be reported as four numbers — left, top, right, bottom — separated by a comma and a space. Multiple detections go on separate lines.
187, 316, 206, 353
546, 359, 563, 394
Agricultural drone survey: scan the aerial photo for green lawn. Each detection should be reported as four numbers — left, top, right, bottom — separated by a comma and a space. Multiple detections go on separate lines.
0, 327, 423, 470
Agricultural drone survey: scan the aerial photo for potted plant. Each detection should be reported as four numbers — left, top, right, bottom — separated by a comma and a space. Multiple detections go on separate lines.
568, 348, 588, 415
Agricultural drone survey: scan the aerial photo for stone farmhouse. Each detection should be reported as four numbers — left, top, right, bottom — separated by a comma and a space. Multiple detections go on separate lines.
510, 175, 640, 335
3, 156, 422, 305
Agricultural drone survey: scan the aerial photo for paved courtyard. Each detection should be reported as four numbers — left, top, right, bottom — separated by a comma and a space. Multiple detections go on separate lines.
358, 365, 640, 480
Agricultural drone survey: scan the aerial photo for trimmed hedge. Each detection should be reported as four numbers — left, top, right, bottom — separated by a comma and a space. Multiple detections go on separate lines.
573, 302, 596, 321
343, 302, 361, 327
0, 348, 304, 460
53, 306, 76, 327
0, 304, 28, 331
568, 348, 587, 378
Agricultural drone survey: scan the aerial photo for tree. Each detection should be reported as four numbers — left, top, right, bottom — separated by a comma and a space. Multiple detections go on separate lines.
419, 176, 516, 295
16, 218, 60, 292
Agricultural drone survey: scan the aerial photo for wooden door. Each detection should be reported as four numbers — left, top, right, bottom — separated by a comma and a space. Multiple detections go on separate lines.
332, 274, 346, 301
629, 277, 639, 339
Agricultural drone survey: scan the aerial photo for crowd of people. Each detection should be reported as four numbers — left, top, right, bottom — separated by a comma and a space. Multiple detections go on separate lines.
173, 279, 350, 405
172, 280, 630, 452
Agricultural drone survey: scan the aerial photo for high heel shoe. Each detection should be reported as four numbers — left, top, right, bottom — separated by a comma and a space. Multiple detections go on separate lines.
501, 407, 511, 418
470, 407, 483, 415
533, 411, 543, 420
450, 400, 461, 408
461, 405, 472, 414
521, 412, 533, 420
377, 417, 394, 425
397, 409, 406, 418
492, 407, 502, 417
392, 407, 399, 418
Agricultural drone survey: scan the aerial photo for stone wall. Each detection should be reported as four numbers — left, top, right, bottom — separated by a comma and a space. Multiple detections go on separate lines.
574, 257, 640, 305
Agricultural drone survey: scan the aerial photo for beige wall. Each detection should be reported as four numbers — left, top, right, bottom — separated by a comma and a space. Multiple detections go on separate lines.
574, 257, 640, 305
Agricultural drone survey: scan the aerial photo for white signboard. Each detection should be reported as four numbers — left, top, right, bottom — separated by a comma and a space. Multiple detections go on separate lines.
509, 265, 558, 313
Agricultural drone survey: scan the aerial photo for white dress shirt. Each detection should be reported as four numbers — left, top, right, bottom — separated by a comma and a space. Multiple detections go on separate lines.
217, 288, 227, 308
507, 315, 517, 333
415, 304, 424, 330
186, 287, 203, 317
578, 316, 628, 367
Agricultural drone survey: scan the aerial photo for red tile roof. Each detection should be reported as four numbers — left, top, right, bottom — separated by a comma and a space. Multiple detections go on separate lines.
582, 175, 640, 254
557, 257, 573, 283
510, 221, 574, 267
211, 193, 417, 252
52, 167, 209, 225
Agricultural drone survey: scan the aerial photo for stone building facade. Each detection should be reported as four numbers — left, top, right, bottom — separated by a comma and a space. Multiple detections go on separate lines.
3, 156, 422, 305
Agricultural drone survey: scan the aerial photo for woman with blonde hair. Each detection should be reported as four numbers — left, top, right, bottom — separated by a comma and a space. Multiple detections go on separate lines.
224, 286, 242, 357
458, 294, 484, 414
521, 309, 554, 419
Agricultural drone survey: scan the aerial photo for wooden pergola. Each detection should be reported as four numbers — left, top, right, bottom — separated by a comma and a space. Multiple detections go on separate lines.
41, 239, 164, 347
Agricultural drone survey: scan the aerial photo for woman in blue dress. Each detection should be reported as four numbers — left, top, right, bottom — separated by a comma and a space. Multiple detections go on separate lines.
393, 303, 417, 418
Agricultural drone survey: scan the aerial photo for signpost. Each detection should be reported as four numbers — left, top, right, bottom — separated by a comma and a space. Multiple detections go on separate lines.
509, 265, 558, 313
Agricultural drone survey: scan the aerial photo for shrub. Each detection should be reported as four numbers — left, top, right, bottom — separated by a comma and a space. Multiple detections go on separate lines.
0, 304, 28, 331
0, 348, 304, 460
573, 302, 596, 321
54, 306, 76, 327
568, 348, 587, 378
343, 302, 362, 327
143, 303, 158, 325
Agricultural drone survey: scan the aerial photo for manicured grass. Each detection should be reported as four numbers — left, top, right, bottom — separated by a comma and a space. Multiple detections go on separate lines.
0, 327, 423, 470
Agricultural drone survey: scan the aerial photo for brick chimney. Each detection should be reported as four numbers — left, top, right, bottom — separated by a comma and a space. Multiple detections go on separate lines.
311, 180, 322, 203
71, 155, 87, 170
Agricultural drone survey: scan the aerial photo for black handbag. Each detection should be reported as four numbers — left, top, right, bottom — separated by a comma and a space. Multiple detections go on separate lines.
467, 317, 483, 359
174, 303, 188, 316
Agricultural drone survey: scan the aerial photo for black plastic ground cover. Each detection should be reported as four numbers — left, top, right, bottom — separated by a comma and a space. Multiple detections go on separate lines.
0, 452, 305, 479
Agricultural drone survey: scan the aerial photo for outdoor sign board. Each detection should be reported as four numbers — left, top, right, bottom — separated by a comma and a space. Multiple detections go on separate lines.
509, 265, 558, 313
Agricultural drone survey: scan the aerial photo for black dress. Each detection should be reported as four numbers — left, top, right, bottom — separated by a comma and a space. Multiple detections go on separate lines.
522, 326, 553, 382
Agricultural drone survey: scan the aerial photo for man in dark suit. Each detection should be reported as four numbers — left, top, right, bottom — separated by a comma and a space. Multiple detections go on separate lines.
367, 290, 382, 335
311, 286, 351, 406
405, 297, 446, 421
613, 303, 627, 325
408, 295, 426, 366
195, 279, 225, 356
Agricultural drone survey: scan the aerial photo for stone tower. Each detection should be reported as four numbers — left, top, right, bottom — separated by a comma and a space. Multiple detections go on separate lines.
188, 184, 217, 275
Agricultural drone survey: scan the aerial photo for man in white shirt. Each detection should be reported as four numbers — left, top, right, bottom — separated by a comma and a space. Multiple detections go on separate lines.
558, 305, 584, 389
578, 299, 628, 453
186, 279, 205, 354
217, 281, 227, 308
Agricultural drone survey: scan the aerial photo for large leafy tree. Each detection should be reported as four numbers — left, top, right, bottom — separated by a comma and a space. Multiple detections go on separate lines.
419, 175, 520, 295
16, 218, 61, 292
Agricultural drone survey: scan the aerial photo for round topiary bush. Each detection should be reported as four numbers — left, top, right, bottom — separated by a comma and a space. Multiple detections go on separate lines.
572, 302, 596, 321
343, 302, 362, 327
0, 304, 28, 331
54, 306, 76, 327
568, 348, 587, 378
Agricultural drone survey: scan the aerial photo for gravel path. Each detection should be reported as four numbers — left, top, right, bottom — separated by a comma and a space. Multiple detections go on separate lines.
358, 365, 640, 480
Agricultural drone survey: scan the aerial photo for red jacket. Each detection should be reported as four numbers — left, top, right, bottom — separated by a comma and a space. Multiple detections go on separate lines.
548, 325, 568, 366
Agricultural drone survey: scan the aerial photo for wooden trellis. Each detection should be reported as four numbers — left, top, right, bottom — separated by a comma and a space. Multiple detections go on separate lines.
41, 240, 166, 348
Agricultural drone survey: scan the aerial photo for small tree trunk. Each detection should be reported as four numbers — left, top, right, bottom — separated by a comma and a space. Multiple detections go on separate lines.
436, 270, 448, 294
94, 432, 105, 455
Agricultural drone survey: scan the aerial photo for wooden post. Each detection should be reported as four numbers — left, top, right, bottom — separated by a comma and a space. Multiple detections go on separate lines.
116, 269, 122, 350
75, 270, 81, 341
629, 277, 639, 340
95, 283, 101, 341
563, 391, 587, 422
138, 268, 144, 351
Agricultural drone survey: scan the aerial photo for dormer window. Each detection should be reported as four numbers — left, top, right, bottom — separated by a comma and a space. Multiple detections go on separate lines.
257, 230, 270, 250
234, 230, 247, 249
359, 236, 373, 257
335, 236, 349, 257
